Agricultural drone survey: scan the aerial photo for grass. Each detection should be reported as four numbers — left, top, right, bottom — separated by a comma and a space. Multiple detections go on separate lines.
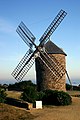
0, 103, 35, 120
6, 91, 22, 99
0, 91, 36, 120
67, 90, 80, 97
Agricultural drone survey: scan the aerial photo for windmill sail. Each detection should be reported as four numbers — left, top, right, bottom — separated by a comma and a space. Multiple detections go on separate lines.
16, 21, 36, 49
11, 49, 35, 81
39, 9, 67, 46
15, 56, 35, 81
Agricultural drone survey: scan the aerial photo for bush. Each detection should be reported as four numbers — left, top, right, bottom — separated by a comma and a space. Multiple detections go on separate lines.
36, 91, 45, 100
66, 83, 72, 90
21, 88, 72, 106
0, 88, 7, 103
42, 90, 72, 106
54, 90, 72, 106
42, 89, 56, 105
21, 86, 37, 103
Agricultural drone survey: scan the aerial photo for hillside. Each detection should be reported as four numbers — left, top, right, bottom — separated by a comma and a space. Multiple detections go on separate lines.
0, 103, 35, 120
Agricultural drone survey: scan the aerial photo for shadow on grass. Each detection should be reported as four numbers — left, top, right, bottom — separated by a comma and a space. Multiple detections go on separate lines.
5, 97, 29, 109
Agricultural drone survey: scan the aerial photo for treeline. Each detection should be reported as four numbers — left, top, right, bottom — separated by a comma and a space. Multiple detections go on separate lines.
0, 81, 80, 91
66, 83, 80, 91
8, 81, 80, 91
8, 80, 36, 91
7, 82, 80, 91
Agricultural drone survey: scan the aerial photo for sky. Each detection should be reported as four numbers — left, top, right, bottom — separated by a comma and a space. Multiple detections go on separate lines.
0, 0, 80, 85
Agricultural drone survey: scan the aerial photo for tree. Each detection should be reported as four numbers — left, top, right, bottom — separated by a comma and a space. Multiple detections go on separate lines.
21, 86, 37, 103
0, 87, 7, 103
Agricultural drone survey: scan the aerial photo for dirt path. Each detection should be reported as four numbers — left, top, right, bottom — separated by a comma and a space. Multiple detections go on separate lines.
30, 97, 80, 120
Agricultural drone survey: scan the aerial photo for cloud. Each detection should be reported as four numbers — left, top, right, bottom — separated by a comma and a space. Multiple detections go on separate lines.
0, 18, 15, 33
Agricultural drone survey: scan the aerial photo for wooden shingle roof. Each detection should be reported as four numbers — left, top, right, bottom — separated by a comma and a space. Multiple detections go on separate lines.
44, 40, 67, 56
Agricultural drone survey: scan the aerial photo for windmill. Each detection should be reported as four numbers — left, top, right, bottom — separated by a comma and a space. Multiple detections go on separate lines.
12, 9, 72, 91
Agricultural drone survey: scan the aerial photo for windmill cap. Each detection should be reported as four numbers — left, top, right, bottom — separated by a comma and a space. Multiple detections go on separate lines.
44, 40, 67, 56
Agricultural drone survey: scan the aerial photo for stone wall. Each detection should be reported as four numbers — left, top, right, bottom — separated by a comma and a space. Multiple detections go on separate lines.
35, 54, 66, 91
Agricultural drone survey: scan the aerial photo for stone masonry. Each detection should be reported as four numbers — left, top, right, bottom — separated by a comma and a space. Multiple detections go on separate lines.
35, 40, 67, 92
35, 54, 66, 91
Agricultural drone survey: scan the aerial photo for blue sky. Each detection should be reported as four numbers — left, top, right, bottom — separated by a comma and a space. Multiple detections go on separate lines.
0, 0, 80, 84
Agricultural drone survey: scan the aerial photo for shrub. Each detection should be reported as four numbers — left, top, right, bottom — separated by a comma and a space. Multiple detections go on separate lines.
42, 89, 55, 105
42, 90, 72, 106
21, 86, 37, 103
66, 83, 72, 90
21, 88, 72, 106
36, 91, 45, 100
0, 88, 7, 103
54, 91, 72, 105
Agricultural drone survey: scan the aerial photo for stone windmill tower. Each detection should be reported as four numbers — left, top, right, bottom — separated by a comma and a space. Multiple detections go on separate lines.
12, 10, 72, 92
35, 40, 67, 91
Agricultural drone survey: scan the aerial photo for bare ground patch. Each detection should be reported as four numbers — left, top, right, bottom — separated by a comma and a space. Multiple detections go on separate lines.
30, 97, 80, 120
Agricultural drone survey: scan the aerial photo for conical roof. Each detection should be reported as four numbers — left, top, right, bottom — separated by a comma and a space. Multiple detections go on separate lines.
44, 40, 67, 56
